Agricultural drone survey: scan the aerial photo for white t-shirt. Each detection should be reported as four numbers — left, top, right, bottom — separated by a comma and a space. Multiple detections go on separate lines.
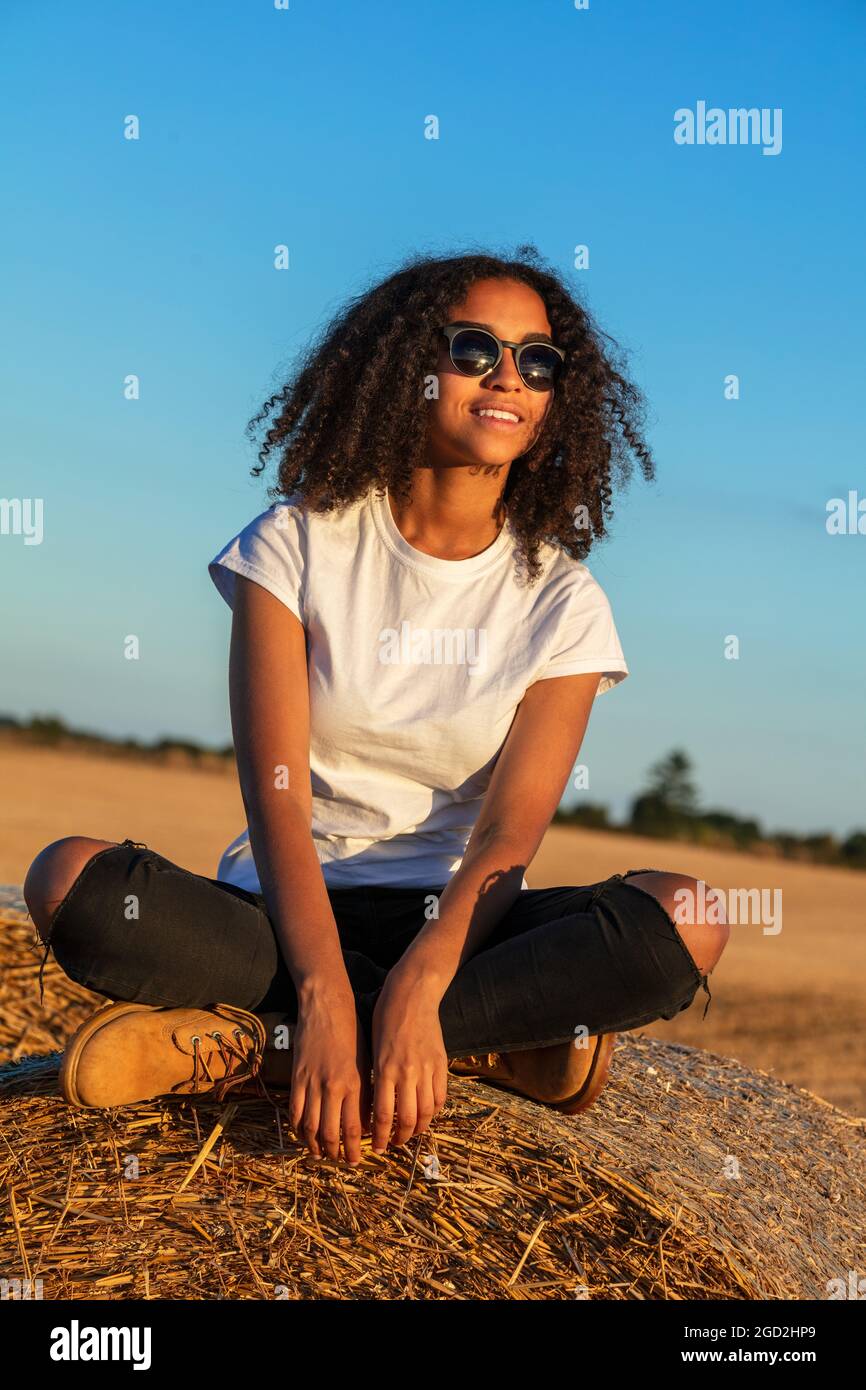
208, 485, 629, 892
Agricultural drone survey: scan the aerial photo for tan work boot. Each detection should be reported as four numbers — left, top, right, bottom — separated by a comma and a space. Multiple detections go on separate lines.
448, 1033, 616, 1115
59, 1000, 270, 1107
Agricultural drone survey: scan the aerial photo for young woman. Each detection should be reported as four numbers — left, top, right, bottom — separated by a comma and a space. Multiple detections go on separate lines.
24, 249, 728, 1167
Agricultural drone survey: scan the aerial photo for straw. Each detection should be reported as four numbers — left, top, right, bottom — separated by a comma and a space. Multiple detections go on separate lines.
1, 896, 864, 1300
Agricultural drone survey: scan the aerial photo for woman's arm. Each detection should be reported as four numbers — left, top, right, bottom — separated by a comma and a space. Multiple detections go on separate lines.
369, 670, 603, 1152
228, 574, 369, 1164
228, 573, 343, 990
394, 670, 603, 989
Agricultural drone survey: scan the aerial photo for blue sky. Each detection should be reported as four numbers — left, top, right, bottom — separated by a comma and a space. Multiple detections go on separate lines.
1, 0, 864, 837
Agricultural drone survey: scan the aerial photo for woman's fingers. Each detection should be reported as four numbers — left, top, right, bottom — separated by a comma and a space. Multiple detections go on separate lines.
433, 1064, 448, 1115
373, 1069, 446, 1151
340, 1094, 364, 1166
288, 1079, 308, 1144
392, 1077, 419, 1148
372, 1077, 396, 1153
295, 1066, 440, 1162
297, 1085, 322, 1158
290, 1076, 369, 1163
318, 1087, 345, 1162
412, 1076, 437, 1139
356, 1032, 374, 1138
359, 1070, 374, 1138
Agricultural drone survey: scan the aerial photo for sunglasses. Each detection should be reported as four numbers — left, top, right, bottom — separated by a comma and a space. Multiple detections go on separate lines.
441, 324, 565, 392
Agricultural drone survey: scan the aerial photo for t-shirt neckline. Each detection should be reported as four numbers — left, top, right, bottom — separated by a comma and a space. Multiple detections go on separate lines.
370, 485, 513, 581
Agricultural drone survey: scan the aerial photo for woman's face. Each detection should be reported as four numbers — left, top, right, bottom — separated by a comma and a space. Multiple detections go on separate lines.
426, 277, 556, 470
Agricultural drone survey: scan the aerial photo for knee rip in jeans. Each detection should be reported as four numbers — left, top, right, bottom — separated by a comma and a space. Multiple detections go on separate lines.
589, 870, 713, 1022
35, 838, 149, 1007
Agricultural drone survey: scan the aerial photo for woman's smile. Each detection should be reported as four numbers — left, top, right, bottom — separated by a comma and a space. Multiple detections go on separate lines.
468, 404, 523, 430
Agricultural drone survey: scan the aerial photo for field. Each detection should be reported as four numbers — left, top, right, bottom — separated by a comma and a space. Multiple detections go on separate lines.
2, 740, 862, 1118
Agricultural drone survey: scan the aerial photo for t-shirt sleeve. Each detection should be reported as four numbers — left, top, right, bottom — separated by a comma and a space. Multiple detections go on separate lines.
208, 498, 307, 626
532, 565, 629, 695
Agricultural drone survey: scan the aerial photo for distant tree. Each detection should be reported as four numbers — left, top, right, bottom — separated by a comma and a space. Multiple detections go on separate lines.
841, 832, 866, 868
800, 833, 839, 865
26, 715, 68, 744
152, 737, 203, 759
628, 749, 698, 839
644, 749, 699, 813
701, 810, 763, 850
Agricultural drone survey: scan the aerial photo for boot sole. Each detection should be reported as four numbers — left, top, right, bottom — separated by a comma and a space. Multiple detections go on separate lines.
59, 1000, 159, 1106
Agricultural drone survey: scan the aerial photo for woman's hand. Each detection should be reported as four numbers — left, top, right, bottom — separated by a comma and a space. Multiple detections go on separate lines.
370, 966, 449, 1153
288, 982, 372, 1165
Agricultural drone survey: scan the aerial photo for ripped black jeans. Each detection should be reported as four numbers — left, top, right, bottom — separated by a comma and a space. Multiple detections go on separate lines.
39, 840, 711, 1058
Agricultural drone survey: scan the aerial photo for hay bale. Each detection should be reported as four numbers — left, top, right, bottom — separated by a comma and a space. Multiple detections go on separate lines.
0, 890, 107, 1065
1, 891, 863, 1300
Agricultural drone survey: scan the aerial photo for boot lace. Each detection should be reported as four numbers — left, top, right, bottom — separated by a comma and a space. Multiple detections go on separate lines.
170, 1006, 271, 1101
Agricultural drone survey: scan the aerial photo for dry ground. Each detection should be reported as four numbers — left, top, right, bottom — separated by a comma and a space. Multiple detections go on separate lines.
1, 741, 863, 1117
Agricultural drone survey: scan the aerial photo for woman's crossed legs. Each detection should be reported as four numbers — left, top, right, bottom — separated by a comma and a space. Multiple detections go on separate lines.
24, 836, 728, 1059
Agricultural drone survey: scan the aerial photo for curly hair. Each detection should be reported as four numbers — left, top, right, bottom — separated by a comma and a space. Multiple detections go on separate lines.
246, 244, 655, 584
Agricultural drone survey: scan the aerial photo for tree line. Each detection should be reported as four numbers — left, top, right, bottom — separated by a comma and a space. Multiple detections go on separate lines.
553, 749, 866, 870
4, 717, 863, 870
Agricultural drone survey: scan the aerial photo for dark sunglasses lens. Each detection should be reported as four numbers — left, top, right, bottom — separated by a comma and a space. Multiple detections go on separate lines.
449, 329, 499, 375
518, 345, 562, 390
